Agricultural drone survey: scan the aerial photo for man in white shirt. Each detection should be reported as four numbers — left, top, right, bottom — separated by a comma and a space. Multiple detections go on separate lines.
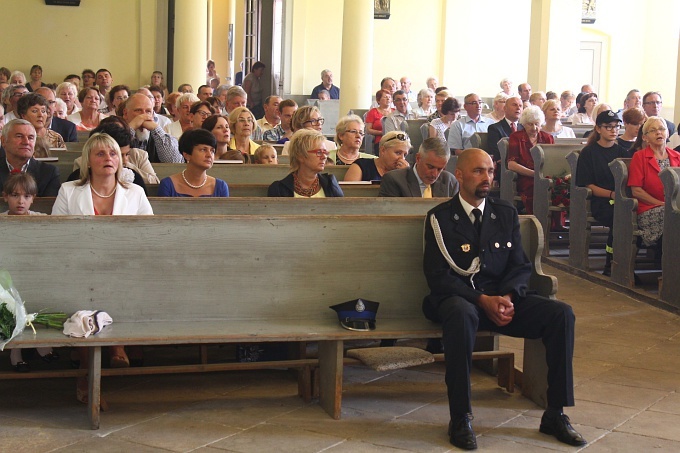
384, 90, 416, 134
400, 77, 417, 102
256, 95, 282, 132
447, 93, 494, 155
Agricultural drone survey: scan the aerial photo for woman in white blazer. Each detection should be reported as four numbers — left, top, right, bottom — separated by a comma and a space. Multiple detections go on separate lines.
52, 133, 153, 216
51, 132, 152, 408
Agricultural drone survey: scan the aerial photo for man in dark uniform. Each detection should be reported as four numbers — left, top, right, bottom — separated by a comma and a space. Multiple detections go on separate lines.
422, 148, 585, 450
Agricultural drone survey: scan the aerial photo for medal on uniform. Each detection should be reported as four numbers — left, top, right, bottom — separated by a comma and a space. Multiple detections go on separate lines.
461, 244, 471, 252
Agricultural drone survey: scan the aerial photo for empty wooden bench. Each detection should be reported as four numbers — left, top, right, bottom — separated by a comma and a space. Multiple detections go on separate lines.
1, 215, 553, 429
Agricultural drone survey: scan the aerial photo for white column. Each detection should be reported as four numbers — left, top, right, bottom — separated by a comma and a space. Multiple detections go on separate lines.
339, 0, 374, 115
174, 0, 209, 90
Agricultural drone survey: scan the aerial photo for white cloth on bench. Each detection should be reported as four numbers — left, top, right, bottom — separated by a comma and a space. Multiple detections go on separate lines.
63, 310, 113, 338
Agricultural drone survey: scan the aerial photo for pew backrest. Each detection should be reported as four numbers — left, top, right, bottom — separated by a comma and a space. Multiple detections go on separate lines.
497, 138, 517, 204
566, 149, 596, 270
609, 158, 637, 288
660, 167, 680, 307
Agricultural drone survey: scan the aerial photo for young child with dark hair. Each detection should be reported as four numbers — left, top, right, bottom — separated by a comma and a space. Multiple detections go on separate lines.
2, 173, 58, 372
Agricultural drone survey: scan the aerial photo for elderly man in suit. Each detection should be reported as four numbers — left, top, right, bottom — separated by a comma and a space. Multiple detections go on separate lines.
487, 95, 523, 173
35, 86, 78, 142
0, 119, 60, 196
379, 137, 458, 197
422, 148, 586, 450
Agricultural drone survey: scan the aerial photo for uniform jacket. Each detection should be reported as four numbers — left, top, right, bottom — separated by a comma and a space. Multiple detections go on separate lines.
423, 195, 531, 317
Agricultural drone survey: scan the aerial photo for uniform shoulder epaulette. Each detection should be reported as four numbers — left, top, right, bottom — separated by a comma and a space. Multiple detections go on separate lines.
488, 197, 515, 210
427, 199, 452, 215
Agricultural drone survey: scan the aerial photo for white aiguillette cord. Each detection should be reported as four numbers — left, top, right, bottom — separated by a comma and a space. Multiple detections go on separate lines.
427, 214, 481, 289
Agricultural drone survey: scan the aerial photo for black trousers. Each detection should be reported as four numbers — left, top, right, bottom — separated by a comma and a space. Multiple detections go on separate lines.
432, 294, 575, 418
592, 198, 614, 250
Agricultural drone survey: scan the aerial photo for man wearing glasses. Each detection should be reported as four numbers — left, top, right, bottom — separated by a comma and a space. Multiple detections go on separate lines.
447, 93, 494, 155
642, 92, 675, 138
35, 86, 78, 142
383, 90, 416, 134
3, 84, 28, 123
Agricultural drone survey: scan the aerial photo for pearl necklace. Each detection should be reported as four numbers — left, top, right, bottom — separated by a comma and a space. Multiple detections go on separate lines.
182, 169, 208, 189
90, 183, 117, 199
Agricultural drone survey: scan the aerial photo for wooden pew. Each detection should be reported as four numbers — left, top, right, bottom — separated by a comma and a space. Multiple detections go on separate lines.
497, 138, 518, 205
660, 167, 680, 307
146, 183, 381, 197
151, 163, 349, 184
1, 214, 552, 428
609, 158, 662, 288
406, 119, 428, 153
531, 144, 582, 255
469, 132, 489, 154
6, 197, 444, 216
566, 150, 596, 270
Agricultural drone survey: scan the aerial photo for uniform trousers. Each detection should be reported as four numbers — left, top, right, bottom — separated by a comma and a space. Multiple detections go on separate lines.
432, 293, 575, 418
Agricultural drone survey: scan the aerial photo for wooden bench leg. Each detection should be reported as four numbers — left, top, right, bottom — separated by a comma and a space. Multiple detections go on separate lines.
88, 346, 102, 430
521, 338, 548, 409
318, 340, 343, 420
496, 353, 515, 393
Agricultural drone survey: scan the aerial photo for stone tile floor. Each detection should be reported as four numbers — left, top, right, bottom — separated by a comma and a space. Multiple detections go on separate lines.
0, 265, 679, 452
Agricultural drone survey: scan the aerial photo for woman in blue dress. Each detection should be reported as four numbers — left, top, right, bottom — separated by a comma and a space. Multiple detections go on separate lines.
157, 129, 229, 197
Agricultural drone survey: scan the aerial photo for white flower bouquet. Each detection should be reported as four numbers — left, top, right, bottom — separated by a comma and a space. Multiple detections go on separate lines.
0, 270, 67, 351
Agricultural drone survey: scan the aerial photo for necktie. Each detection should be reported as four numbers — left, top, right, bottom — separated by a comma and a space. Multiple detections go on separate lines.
422, 185, 432, 198
510, 122, 517, 133
472, 208, 482, 235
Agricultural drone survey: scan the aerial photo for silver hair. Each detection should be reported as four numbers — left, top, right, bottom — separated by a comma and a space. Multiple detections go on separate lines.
2, 118, 35, 141
519, 105, 545, 126
176, 92, 200, 108
418, 137, 450, 159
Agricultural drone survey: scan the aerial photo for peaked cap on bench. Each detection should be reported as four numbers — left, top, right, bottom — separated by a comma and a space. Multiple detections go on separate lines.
330, 299, 379, 331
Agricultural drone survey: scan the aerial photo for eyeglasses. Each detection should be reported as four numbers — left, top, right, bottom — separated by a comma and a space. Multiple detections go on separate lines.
237, 117, 254, 123
384, 133, 409, 143
12, 92, 27, 98
646, 127, 667, 134
195, 110, 211, 118
643, 101, 662, 105
303, 118, 325, 126
600, 124, 620, 131
345, 129, 365, 137
465, 101, 483, 105
307, 148, 329, 157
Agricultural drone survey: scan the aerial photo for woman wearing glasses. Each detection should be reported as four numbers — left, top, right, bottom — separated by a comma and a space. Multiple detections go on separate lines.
189, 101, 215, 130
366, 89, 393, 145
282, 105, 336, 156
575, 110, 631, 276
344, 131, 410, 182
228, 106, 259, 157
330, 115, 377, 165
268, 129, 343, 197
507, 105, 554, 215
627, 116, 680, 250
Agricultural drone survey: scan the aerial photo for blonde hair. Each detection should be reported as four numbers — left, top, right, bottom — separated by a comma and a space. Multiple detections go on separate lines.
77, 133, 127, 188
228, 106, 256, 134
254, 144, 277, 163
334, 114, 364, 145
291, 105, 320, 132
288, 129, 325, 173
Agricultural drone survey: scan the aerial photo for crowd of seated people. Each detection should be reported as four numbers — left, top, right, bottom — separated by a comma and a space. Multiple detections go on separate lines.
1, 63, 679, 288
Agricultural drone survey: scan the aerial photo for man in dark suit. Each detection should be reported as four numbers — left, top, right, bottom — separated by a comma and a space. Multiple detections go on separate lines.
422, 149, 585, 450
379, 138, 458, 197
642, 91, 675, 138
486, 95, 523, 165
35, 87, 77, 142
1, 119, 60, 196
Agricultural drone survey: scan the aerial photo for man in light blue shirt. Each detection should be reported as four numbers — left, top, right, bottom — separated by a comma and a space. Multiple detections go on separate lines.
384, 90, 416, 134
447, 93, 494, 155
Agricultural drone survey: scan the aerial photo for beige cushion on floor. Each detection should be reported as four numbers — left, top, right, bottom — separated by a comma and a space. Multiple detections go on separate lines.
346, 346, 434, 371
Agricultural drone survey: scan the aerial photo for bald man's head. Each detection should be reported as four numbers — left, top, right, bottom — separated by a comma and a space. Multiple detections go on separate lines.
455, 148, 494, 204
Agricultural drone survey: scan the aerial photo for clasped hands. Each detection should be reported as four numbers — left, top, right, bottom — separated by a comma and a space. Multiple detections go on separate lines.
478, 293, 515, 326
128, 113, 158, 131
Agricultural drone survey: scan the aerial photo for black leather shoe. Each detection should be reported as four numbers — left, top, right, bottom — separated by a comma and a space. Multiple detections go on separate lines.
540, 410, 587, 446
449, 414, 477, 450
13, 361, 30, 373
41, 351, 60, 363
